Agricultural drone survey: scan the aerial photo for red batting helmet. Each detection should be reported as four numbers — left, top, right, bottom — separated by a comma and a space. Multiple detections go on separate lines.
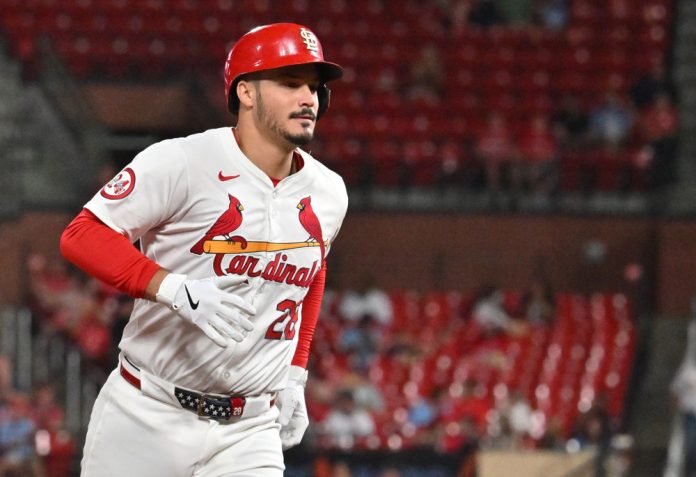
224, 23, 343, 119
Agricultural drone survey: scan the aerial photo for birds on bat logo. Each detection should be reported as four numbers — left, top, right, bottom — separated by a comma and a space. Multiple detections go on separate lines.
190, 194, 326, 287
190, 194, 247, 255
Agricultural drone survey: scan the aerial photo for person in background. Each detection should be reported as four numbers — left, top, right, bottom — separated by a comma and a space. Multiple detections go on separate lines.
406, 43, 446, 105
339, 276, 393, 327
476, 112, 517, 194
517, 114, 558, 195
551, 94, 589, 149
671, 320, 696, 477
320, 390, 375, 450
589, 92, 635, 148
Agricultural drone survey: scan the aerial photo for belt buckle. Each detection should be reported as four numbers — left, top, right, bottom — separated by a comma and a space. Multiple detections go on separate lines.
196, 394, 246, 421
196, 394, 211, 417
197, 394, 229, 420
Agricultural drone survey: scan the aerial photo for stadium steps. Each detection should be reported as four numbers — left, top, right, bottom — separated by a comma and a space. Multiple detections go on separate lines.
628, 316, 690, 476
671, 0, 696, 213
0, 42, 35, 220
0, 39, 101, 216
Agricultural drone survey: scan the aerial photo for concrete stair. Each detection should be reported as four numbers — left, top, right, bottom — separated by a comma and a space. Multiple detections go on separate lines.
628, 316, 691, 477
669, 0, 696, 213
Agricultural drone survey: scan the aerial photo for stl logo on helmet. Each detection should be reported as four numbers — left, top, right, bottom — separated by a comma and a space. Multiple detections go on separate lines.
100, 167, 136, 200
299, 28, 319, 53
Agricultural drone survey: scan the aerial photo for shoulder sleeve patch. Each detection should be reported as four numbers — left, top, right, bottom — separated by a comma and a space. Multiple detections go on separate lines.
100, 167, 136, 200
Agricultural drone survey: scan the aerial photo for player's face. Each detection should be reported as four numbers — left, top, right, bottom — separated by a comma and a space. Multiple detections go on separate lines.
254, 65, 321, 147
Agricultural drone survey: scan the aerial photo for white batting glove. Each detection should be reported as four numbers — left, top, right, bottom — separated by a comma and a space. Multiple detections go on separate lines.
156, 274, 255, 347
277, 365, 309, 450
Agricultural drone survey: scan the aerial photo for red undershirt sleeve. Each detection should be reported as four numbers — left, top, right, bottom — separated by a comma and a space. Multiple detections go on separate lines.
291, 262, 326, 369
60, 208, 161, 298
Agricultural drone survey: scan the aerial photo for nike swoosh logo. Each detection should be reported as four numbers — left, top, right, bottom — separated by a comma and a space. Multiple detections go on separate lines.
218, 171, 240, 181
184, 285, 199, 310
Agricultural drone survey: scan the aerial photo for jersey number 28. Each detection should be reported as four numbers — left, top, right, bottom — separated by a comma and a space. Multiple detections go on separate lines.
265, 299, 302, 340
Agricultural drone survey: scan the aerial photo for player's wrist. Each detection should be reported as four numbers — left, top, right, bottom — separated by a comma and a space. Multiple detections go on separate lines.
155, 273, 187, 309
288, 365, 308, 387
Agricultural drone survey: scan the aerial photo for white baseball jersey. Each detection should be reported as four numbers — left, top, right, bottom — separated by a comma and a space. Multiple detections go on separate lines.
85, 127, 348, 396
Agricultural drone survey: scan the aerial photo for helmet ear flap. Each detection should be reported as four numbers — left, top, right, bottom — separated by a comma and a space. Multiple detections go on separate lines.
317, 84, 330, 120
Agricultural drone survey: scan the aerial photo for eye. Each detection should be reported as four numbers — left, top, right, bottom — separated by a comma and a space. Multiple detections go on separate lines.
282, 79, 319, 93
283, 79, 302, 88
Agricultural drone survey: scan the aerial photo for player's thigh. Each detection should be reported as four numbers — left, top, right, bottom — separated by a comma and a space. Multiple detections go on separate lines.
81, 369, 202, 477
198, 415, 285, 477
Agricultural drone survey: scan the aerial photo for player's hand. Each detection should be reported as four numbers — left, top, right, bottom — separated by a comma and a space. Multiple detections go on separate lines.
156, 274, 256, 347
277, 365, 309, 450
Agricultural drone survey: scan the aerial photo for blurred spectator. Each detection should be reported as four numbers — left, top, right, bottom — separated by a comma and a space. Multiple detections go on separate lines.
572, 399, 612, 448
436, 139, 479, 190
629, 63, 677, 110
571, 397, 613, 477
517, 114, 558, 194
472, 286, 515, 336
406, 43, 445, 104
26, 253, 114, 366
605, 434, 634, 477
338, 364, 384, 412
0, 357, 42, 476
469, 0, 506, 28
538, 416, 566, 450
378, 467, 402, 477
31, 382, 63, 432
332, 461, 353, 477
34, 409, 75, 477
552, 94, 590, 148
433, 0, 477, 36
637, 92, 679, 189
442, 380, 490, 433
525, 281, 555, 325
320, 390, 376, 450
487, 413, 516, 449
408, 394, 438, 429
476, 113, 518, 193
339, 277, 393, 326
589, 93, 635, 148
398, 139, 420, 189
434, 414, 480, 455
533, 0, 570, 30
638, 93, 679, 144
496, 0, 533, 25
339, 315, 380, 373
671, 328, 696, 477
0, 397, 41, 477
497, 390, 534, 447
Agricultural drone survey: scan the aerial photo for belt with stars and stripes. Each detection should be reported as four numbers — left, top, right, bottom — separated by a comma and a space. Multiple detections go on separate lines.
174, 387, 246, 421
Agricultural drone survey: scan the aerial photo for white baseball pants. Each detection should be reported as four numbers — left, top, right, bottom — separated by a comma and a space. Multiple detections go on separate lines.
80, 368, 285, 477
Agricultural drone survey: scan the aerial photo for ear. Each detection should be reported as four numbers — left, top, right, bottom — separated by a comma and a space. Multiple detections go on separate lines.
236, 80, 255, 111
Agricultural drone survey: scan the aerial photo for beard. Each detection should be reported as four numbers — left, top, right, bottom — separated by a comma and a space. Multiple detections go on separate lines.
256, 92, 314, 146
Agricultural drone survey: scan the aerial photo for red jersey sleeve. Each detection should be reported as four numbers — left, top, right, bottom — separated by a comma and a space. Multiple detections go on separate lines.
60, 209, 161, 298
291, 263, 326, 369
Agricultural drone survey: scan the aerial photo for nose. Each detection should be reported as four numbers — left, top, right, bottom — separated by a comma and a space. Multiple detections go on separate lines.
298, 84, 316, 109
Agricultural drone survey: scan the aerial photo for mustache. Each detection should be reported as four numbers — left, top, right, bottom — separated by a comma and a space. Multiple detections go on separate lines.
289, 108, 316, 120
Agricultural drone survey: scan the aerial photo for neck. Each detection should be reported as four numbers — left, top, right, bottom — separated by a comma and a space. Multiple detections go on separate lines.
234, 122, 295, 180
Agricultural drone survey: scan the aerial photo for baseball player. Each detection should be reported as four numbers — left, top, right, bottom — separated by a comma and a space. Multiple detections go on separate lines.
60, 23, 347, 476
